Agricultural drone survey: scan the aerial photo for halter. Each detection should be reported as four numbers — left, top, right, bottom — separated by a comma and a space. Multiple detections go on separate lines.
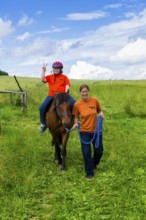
54, 93, 71, 118
56, 102, 72, 117
56, 105, 64, 117
54, 97, 72, 132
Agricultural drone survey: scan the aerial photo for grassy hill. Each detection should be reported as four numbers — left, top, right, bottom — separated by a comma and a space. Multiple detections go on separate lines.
0, 76, 146, 219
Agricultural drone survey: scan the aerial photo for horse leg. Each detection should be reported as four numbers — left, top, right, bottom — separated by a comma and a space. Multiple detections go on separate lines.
60, 133, 69, 170
60, 144, 67, 170
54, 138, 62, 165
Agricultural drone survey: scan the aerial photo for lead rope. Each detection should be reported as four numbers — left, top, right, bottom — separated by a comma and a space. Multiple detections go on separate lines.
95, 115, 103, 149
77, 115, 103, 148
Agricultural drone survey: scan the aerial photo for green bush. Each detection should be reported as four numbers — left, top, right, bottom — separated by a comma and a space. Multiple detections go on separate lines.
124, 93, 146, 118
0, 70, 9, 76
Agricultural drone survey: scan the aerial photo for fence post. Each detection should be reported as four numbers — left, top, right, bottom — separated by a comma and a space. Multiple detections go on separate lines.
0, 90, 27, 113
22, 92, 27, 113
9, 93, 13, 105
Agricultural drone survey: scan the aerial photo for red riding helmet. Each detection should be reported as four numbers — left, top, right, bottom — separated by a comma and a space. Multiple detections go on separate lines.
52, 61, 63, 69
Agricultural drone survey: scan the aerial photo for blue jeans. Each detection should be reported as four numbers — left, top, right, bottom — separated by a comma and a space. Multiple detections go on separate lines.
69, 95, 76, 110
79, 132, 103, 177
39, 95, 76, 126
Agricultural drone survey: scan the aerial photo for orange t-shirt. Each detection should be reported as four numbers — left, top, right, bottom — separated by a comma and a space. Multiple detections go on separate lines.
45, 73, 70, 96
72, 97, 102, 132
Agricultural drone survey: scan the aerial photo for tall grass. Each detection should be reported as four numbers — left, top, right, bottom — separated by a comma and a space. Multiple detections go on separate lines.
0, 76, 146, 219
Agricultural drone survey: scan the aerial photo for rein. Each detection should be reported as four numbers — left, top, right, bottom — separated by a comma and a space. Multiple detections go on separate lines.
95, 115, 103, 148
77, 115, 103, 148
65, 127, 77, 133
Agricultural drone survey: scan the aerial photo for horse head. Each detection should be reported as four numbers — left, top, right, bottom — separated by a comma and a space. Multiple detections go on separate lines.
54, 93, 73, 130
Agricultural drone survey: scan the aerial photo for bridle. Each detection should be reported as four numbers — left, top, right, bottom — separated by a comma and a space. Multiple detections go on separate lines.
55, 101, 72, 118
54, 101, 73, 132
56, 105, 64, 117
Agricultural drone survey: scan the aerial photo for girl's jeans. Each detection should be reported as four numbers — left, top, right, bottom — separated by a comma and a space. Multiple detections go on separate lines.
79, 132, 103, 177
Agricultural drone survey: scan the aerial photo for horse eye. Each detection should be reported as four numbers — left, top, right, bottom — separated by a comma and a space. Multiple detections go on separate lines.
58, 107, 63, 113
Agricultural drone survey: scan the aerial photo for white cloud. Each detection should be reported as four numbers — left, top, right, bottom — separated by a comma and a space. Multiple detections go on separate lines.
13, 38, 55, 58
1, 7, 146, 80
17, 14, 34, 27
65, 11, 108, 21
16, 32, 31, 41
68, 61, 113, 80
110, 38, 146, 64
125, 12, 136, 18
104, 4, 123, 9
16, 6, 146, 79
140, 68, 146, 78
36, 26, 69, 34
0, 18, 14, 38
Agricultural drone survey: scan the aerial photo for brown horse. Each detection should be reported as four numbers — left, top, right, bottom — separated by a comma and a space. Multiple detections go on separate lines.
46, 93, 74, 170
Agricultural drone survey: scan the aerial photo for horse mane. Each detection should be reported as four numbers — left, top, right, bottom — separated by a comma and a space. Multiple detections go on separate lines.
53, 93, 70, 106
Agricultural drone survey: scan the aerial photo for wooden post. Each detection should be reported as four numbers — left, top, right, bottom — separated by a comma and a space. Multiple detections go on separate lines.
0, 90, 27, 113
9, 93, 13, 104
22, 92, 27, 113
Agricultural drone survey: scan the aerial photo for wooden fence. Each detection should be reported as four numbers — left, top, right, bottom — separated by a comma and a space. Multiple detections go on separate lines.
0, 90, 27, 113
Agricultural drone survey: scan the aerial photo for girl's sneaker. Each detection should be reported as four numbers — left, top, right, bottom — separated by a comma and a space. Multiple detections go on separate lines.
40, 126, 46, 135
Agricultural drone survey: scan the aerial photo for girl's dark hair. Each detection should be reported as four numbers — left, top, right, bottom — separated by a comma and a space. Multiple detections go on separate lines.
79, 84, 89, 92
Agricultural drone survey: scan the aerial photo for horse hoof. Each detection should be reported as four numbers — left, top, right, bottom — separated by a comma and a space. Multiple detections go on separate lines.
61, 170, 66, 173
54, 159, 58, 165
60, 166, 66, 172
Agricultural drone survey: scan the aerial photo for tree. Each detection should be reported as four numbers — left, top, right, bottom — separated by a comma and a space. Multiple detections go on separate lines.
0, 70, 9, 76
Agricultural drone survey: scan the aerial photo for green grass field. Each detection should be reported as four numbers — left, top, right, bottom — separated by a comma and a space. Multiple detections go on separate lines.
0, 76, 146, 220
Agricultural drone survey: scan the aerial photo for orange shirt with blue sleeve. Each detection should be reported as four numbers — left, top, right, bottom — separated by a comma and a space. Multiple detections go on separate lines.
45, 73, 70, 96
72, 97, 102, 132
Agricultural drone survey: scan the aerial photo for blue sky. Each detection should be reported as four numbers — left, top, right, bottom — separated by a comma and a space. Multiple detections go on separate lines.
0, 0, 146, 79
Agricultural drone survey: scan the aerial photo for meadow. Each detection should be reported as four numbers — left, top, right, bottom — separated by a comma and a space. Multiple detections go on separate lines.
0, 76, 146, 220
